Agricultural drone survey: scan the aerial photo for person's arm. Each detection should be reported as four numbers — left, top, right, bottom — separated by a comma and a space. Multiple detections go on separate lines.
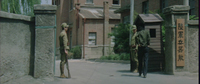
147, 30, 150, 47
63, 33, 69, 55
135, 33, 139, 52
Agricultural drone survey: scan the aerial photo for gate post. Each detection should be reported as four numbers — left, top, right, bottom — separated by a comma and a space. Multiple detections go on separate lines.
163, 5, 190, 74
34, 5, 57, 79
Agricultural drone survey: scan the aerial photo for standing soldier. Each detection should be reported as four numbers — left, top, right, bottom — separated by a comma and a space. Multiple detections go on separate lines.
137, 26, 150, 78
59, 22, 71, 78
130, 25, 138, 72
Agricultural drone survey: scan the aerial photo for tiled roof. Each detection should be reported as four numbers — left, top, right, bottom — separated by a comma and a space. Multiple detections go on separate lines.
79, 8, 120, 19
135, 14, 164, 23
114, 5, 130, 13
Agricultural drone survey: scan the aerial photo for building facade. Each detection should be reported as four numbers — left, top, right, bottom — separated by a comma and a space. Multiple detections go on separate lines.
53, 0, 121, 59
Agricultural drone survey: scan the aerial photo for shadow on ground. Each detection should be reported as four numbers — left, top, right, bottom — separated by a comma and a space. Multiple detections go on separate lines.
117, 70, 173, 75
117, 70, 131, 73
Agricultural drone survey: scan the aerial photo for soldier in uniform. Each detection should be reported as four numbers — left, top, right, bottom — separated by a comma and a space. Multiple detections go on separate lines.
137, 26, 150, 78
130, 25, 138, 73
59, 22, 71, 78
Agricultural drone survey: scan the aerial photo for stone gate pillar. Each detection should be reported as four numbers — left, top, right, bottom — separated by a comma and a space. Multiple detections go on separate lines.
163, 5, 190, 74
34, 5, 57, 79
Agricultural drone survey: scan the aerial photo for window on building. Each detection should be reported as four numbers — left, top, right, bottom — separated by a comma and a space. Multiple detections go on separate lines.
70, 0, 73, 10
142, 0, 149, 14
55, 0, 60, 6
88, 32, 96, 45
189, 0, 195, 15
86, 0, 93, 4
161, 0, 168, 13
150, 29, 156, 38
123, 15, 130, 24
113, 0, 119, 5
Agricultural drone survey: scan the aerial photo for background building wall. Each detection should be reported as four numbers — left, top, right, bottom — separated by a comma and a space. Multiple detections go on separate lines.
78, 0, 121, 7
167, 0, 183, 6
77, 16, 83, 45
194, 0, 199, 16
55, 0, 70, 48
134, 0, 146, 14
79, 19, 120, 59
0, 11, 35, 83
149, 0, 161, 12
85, 19, 104, 45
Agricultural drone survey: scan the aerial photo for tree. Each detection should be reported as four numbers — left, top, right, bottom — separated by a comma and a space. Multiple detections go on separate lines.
1, 0, 41, 16
109, 23, 131, 54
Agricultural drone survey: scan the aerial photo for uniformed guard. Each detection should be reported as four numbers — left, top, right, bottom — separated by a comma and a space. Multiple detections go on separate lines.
130, 25, 138, 73
59, 22, 71, 78
137, 26, 150, 78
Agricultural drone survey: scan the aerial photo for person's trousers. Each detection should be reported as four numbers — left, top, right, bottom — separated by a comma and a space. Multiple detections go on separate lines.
138, 46, 149, 76
131, 49, 138, 71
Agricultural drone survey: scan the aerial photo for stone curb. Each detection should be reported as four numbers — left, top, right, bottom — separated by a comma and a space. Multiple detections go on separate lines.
85, 59, 130, 64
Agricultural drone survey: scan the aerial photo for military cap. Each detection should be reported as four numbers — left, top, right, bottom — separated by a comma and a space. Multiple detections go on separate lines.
61, 22, 69, 28
131, 25, 137, 29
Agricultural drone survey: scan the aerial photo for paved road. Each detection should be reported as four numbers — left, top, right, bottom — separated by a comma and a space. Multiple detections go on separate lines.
43, 60, 198, 84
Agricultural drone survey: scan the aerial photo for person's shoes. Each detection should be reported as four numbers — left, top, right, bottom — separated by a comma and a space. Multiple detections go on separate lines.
60, 74, 67, 78
133, 69, 138, 73
143, 75, 146, 78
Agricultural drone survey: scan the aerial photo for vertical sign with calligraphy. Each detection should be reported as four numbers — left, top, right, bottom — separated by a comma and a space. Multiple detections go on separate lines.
176, 19, 185, 66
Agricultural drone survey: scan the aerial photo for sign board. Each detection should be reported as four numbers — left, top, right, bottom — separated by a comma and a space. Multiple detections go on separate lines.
176, 19, 185, 66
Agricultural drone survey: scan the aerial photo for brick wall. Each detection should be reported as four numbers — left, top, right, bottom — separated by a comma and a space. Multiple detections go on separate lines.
56, 0, 70, 48
78, 19, 120, 59
149, 0, 161, 12
167, 0, 183, 6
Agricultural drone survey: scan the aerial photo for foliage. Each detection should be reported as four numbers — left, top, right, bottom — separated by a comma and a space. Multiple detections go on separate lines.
133, 10, 139, 20
1, 0, 41, 16
162, 25, 165, 50
108, 23, 131, 54
69, 46, 82, 59
100, 53, 130, 60
67, 52, 74, 59
189, 15, 199, 20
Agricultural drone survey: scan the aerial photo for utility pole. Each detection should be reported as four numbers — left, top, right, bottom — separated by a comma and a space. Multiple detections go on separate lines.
183, 0, 189, 5
130, 0, 134, 72
129, 0, 134, 45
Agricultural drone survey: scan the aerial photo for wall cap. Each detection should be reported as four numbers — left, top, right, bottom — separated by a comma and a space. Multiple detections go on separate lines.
163, 5, 190, 14
188, 20, 199, 25
34, 5, 57, 11
0, 11, 34, 21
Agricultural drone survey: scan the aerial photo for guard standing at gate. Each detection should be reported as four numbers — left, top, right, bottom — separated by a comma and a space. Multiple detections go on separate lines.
130, 25, 138, 73
59, 22, 71, 78
137, 26, 150, 78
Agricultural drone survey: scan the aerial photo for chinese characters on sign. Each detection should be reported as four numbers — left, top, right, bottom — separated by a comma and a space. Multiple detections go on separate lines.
176, 19, 185, 66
